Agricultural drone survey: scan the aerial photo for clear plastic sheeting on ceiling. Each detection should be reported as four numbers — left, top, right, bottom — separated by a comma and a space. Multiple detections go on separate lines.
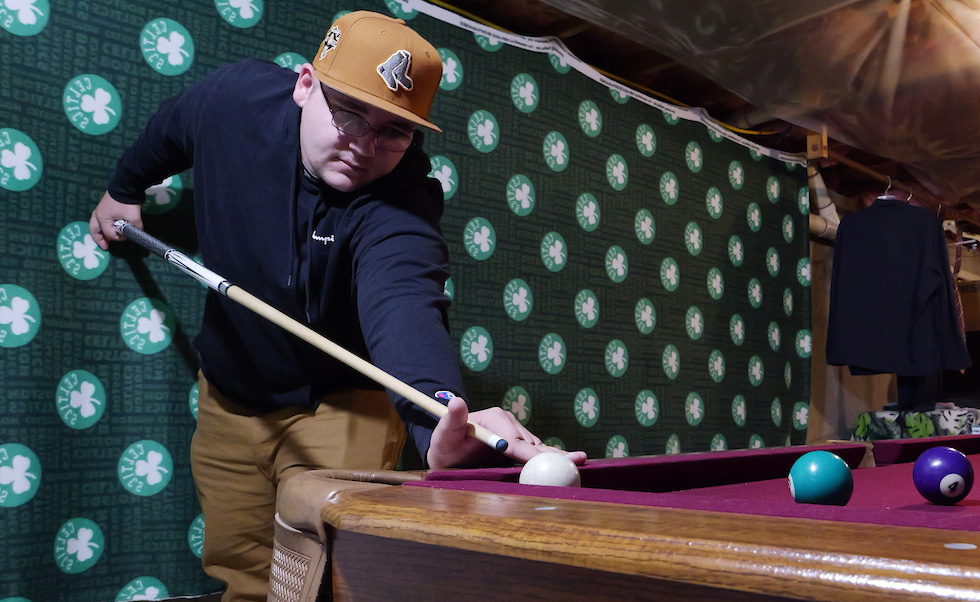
539, 0, 980, 205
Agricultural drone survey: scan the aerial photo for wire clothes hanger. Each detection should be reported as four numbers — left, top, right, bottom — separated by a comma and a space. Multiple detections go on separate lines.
876, 176, 912, 203
877, 176, 897, 200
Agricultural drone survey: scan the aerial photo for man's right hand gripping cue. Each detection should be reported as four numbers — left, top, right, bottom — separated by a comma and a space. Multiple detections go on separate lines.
89, 192, 143, 251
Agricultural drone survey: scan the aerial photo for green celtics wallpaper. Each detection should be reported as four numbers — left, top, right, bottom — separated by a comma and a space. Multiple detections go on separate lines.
1, 0, 810, 599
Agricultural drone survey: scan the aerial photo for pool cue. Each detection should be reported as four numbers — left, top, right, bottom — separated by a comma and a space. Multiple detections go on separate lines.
113, 220, 508, 453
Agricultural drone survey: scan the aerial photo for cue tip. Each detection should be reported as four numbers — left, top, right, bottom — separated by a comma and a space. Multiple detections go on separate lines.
492, 436, 508, 452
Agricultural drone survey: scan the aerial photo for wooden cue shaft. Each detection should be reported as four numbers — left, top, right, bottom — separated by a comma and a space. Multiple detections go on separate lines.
224, 285, 506, 450
113, 220, 507, 452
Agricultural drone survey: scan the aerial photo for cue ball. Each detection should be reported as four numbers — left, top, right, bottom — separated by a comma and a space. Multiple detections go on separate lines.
519, 452, 581, 487
912, 446, 974, 505
788, 450, 853, 506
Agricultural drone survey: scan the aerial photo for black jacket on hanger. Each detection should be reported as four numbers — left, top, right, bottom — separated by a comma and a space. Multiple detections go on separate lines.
827, 197, 970, 375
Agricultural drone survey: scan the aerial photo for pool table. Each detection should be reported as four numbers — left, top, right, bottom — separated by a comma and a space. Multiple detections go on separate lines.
274, 439, 980, 602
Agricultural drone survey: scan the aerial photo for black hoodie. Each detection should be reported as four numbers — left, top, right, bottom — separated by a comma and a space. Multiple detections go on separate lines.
108, 59, 464, 457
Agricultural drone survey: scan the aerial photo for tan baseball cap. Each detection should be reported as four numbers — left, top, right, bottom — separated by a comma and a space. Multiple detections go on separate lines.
312, 11, 442, 132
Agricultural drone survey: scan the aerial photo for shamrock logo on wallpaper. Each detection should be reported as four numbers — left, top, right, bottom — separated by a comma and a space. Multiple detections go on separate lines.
7, 0, 43, 24
0, 296, 36, 335
0, 454, 37, 494
1, 142, 38, 181
66, 528, 100, 562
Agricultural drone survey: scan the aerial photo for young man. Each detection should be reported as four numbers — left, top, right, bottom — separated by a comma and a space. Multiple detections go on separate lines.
89, 11, 585, 601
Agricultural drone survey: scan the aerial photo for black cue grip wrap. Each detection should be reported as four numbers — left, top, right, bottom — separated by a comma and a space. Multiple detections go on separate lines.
113, 220, 170, 258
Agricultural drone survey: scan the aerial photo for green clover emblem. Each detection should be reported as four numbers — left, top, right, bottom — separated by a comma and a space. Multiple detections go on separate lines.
468, 110, 499, 153
578, 100, 602, 137
460, 326, 494, 371
684, 221, 703, 255
574, 289, 600, 328
634, 208, 655, 244
503, 278, 533, 322
728, 235, 744, 266
685, 392, 704, 426
0, 443, 41, 507
543, 131, 570, 171
731, 395, 747, 426
605, 245, 628, 282
634, 298, 655, 334
576, 193, 600, 231
539, 333, 566, 374
635, 390, 659, 427
430, 156, 459, 200
662, 344, 680, 380
118, 440, 173, 496
798, 186, 810, 214
708, 350, 726, 383
660, 171, 679, 205
503, 386, 532, 425
771, 398, 783, 427
440, 48, 464, 91
606, 153, 628, 191
797, 258, 811, 286
792, 402, 809, 431
705, 187, 723, 219
766, 176, 781, 202
464, 217, 496, 261
574, 388, 599, 427
604, 339, 628, 377
140, 19, 195, 76
795, 329, 812, 358
0, 284, 42, 347
0, 128, 44, 191
143, 174, 183, 215
540, 231, 567, 272
746, 202, 762, 232
635, 124, 656, 157
63, 74, 122, 135
707, 267, 724, 300
768, 321, 782, 351
766, 247, 781, 277
748, 355, 765, 386
55, 518, 104, 573
506, 174, 535, 216
685, 141, 703, 173
510, 73, 539, 113
606, 435, 629, 458
120, 297, 175, 354
730, 314, 745, 346
685, 306, 704, 340
549, 52, 571, 73
56, 369, 107, 429
2, 0, 49, 35
660, 257, 680, 292
216, 0, 263, 28
747, 278, 763, 308
728, 160, 745, 189
57, 221, 109, 280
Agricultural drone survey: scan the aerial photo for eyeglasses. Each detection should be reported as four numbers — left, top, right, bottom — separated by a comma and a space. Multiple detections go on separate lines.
321, 84, 415, 152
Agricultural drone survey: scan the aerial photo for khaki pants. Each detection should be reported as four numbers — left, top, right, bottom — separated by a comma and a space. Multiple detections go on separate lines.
190, 372, 406, 602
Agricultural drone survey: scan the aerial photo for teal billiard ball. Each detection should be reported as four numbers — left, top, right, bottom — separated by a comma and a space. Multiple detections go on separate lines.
788, 450, 853, 505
